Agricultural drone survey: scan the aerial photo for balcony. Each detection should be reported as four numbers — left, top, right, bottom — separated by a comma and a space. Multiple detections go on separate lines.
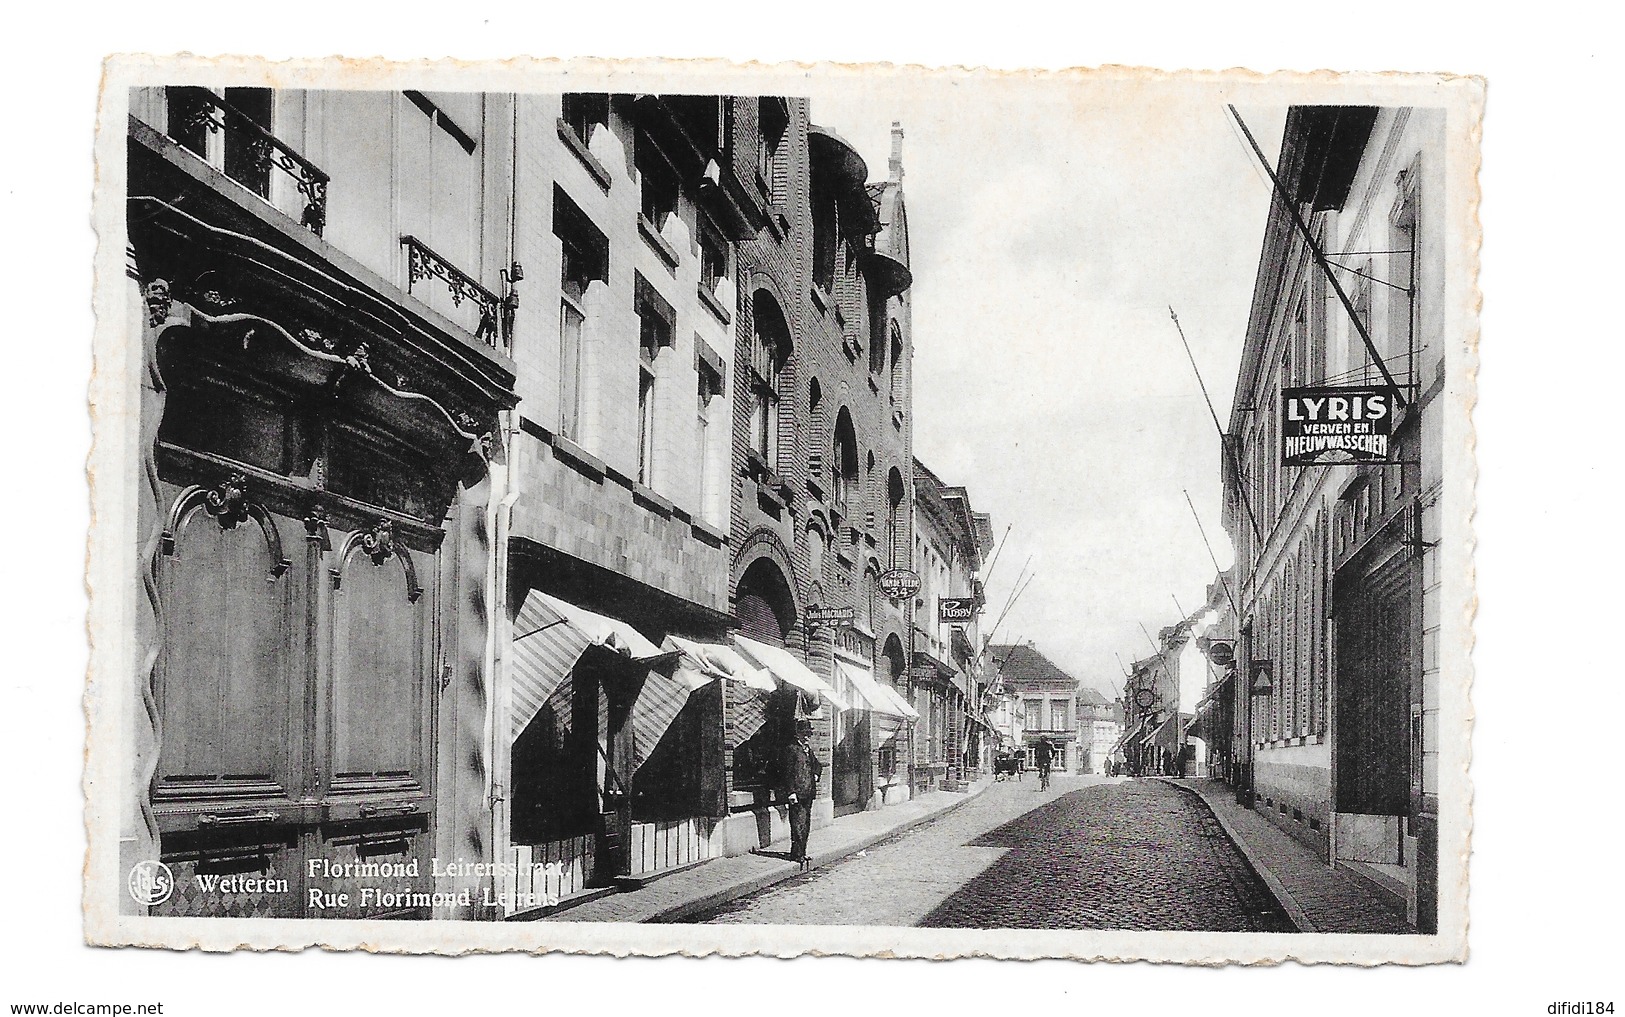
163, 86, 330, 237
401, 235, 508, 353
630, 94, 766, 241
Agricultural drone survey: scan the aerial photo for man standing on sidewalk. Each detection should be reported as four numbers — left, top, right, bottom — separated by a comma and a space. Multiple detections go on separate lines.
781, 719, 823, 868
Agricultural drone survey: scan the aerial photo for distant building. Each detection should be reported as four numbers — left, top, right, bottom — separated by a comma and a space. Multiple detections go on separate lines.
911, 459, 993, 790
1074, 688, 1122, 774
988, 642, 1080, 772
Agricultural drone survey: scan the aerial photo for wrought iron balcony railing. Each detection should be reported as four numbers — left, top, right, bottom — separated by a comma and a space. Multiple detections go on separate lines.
400, 235, 508, 351
165, 86, 330, 236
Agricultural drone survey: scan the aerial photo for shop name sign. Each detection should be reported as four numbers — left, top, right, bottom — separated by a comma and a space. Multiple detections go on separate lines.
938, 597, 976, 623
806, 605, 855, 629
1280, 385, 1399, 466
878, 568, 922, 602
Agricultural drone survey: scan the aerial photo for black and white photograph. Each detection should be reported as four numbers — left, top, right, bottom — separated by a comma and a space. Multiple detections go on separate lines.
84, 59, 1481, 964
2, 2, 1617, 1008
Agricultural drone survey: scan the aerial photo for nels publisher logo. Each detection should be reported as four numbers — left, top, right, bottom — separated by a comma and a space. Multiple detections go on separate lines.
128, 860, 174, 907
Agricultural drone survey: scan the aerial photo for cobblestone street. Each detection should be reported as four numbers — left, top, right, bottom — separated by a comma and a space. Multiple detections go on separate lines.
686, 776, 1293, 930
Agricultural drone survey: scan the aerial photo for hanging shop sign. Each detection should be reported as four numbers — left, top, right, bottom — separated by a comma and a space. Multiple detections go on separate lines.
806, 604, 856, 629
909, 663, 941, 681
938, 596, 976, 623
1280, 385, 1401, 466
878, 568, 922, 602
1205, 640, 1236, 667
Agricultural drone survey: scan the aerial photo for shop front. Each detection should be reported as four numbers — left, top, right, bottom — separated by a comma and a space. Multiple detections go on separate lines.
496, 542, 736, 915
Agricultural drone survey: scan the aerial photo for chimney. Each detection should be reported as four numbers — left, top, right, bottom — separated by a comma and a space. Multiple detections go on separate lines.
889, 121, 904, 183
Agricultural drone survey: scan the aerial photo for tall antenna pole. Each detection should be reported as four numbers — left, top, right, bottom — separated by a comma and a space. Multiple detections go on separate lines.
981, 524, 1013, 587
1184, 488, 1243, 622
1170, 306, 1264, 545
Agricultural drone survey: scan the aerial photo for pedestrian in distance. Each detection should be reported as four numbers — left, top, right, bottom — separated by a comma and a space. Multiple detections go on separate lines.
1034, 735, 1055, 791
780, 718, 823, 869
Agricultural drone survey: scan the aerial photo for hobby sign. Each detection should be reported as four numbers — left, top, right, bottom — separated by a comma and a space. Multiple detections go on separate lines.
1280, 385, 1401, 466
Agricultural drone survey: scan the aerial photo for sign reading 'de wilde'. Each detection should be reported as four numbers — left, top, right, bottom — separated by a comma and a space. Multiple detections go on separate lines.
938, 597, 976, 623
1280, 385, 1400, 466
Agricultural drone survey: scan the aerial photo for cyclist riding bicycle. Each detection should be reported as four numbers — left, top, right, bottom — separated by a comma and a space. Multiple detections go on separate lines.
1034, 735, 1055, 791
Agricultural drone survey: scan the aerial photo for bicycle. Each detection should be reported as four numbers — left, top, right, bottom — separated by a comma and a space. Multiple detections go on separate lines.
1038, 763, 1052, 792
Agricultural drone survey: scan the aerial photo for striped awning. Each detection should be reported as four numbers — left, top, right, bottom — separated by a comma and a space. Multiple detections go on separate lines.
629, 668, 692, 772
733, 635, 843, 708
509, 590, 663, 743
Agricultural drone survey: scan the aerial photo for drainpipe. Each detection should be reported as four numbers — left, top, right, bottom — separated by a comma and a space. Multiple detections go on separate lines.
487, 408, 521, 892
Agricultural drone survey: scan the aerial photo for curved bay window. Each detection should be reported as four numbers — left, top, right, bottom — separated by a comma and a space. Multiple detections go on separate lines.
749, 291, 791, 473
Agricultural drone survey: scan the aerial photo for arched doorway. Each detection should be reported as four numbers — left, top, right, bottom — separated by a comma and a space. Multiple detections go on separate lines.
732, 556, 799, 798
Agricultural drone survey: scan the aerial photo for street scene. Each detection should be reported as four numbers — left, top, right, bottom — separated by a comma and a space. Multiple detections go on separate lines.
686, 777, 1295, 931
93, 61, 1473, 956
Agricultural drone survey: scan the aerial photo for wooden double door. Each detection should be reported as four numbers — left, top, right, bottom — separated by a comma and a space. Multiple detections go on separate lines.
1333, 549, 1416, 820
149, 469, 440, 919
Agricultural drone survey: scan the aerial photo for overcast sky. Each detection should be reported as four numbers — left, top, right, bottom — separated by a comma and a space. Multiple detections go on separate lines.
811, 76, 1287, 698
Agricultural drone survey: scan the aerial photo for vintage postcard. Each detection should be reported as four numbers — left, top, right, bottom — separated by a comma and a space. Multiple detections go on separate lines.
86, 55, 1480, 962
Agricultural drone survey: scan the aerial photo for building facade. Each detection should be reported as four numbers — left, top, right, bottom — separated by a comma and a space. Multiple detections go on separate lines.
989, 642, 1080, 773
125, 86, 522, 919
725, 108, 919, 825
1073, 688, 1121, 774
1219, 105, 1445, 931
121, 84, 919, 921
911, 459, 993, 790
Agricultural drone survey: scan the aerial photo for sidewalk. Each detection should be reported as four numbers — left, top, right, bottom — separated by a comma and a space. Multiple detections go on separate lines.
1161, 778, 1413, 934
537, 780, 991, 923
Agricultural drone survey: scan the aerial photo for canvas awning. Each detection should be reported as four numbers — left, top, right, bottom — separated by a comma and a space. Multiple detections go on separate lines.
510, 590, 665, 743
663, 635, 776, 691
834, 659, 916, 720
733, 634, 844, 708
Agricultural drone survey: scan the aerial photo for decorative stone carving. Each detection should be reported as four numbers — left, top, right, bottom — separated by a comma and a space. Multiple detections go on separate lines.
202, 472, 251, 530
359, 519, 395, 565
143, 279, 172, 328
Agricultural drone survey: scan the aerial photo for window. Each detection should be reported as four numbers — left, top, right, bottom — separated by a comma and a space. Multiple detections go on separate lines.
221, 87, 274, 198
886, 468, 906, 568
1052, 699, 1070, 731
553, 188, 608, 442
757, 97, 788, 202
832, 409, 858, 519
637, 136, 680, 233
699, 216, 728, 295
869, 290, 888, 374
696, 339, 724, 519
1390, 169, 1420, 378
561, 92, 608, 146
1351, 264, 1374, 383
1025, 700, 1042, 728
634, 274, 674, 486
812, 185, 838, 293
750, 292, 791, 469
637, 366, 656, 485
807, 525, 826, 578
166, 86, 275, 198
889, 322, 904, 400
